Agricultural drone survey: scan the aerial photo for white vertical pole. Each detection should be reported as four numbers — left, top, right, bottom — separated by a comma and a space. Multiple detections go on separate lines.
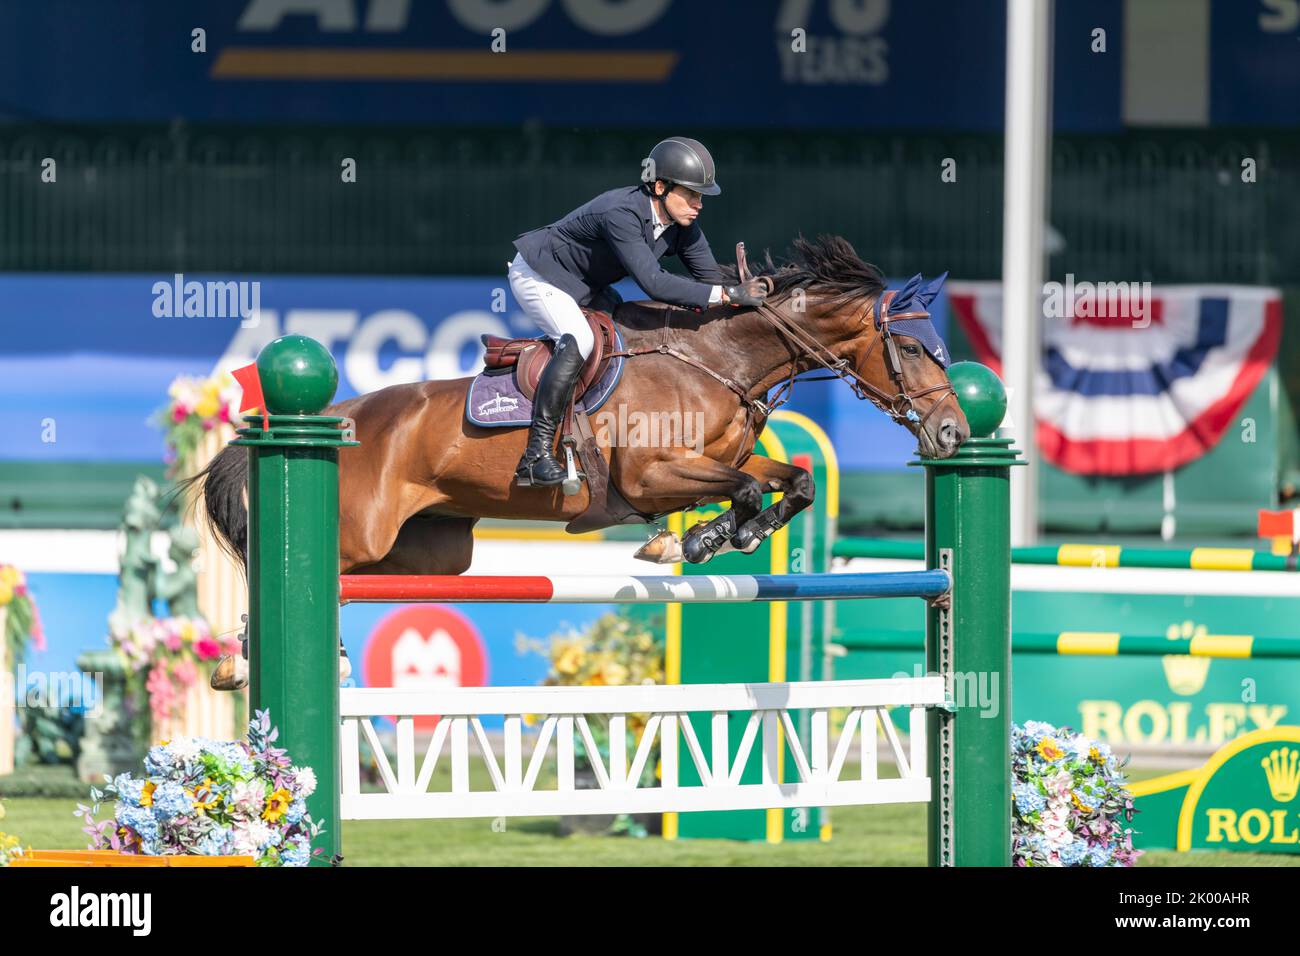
1001, 0, 1053, 546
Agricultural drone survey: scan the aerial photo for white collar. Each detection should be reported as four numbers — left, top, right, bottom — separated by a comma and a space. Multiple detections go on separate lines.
648, 194, 670, 231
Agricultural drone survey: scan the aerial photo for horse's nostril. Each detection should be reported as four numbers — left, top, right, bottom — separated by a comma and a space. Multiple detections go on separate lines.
938, 417, 961, 450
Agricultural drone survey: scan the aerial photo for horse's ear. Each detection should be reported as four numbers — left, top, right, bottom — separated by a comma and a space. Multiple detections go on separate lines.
889, 273, 924, 314
916, 271, 949, 310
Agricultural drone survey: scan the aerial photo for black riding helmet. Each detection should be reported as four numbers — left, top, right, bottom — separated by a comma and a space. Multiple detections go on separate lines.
644, 137, 721, 196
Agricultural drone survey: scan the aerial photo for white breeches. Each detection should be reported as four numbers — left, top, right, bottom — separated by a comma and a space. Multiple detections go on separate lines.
507, 252, 596, 359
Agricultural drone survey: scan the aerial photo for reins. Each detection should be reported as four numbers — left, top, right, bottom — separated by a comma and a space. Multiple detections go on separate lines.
609, 287, 955, 435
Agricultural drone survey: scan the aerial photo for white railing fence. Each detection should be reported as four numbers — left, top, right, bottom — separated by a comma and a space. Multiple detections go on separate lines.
339, 677, 944, 821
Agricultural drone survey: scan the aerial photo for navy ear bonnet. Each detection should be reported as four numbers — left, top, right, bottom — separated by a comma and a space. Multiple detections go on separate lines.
879, 271, 951, 367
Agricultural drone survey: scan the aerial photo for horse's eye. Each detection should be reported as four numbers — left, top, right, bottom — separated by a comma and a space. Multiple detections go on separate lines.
903, 344, 921, 357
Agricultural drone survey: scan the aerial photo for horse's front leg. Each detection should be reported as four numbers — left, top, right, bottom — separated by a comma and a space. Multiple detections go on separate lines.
628, 453, 764, 564
727, 455, 816, 555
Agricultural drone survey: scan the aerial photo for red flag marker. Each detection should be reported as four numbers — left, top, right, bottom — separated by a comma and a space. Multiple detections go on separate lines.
1258, 509, 1300, 545
232, 362, 269, 431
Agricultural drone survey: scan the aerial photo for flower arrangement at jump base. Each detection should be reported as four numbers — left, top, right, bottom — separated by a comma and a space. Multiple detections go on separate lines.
76, 711, 325, 865
1, 562, 46, 670
110, 616, 241, 726
1012, 721, 1141, 867
153, 371, 246, 470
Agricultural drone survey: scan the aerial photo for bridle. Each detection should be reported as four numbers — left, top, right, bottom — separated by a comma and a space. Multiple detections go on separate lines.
752, 286, 956, 429
606, 281, 957, 469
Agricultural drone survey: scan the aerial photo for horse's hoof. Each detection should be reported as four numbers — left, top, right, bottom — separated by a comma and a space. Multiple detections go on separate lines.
634, 529, 683, 564
210, 653, 248, 692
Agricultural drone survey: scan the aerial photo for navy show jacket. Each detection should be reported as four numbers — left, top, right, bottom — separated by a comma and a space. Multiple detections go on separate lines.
513, 186, 728, 310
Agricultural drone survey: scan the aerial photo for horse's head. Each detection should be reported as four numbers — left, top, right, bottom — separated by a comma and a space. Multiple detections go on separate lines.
756, 237, 969, 459
842, 271, 968, 458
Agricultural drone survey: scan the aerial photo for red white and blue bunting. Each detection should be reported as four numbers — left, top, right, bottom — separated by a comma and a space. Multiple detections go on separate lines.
947, 283, 1282, 476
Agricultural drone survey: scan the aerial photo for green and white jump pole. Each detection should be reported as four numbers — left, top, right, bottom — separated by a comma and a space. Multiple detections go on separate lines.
233, 336, 357, 864
920, 365, 1022, 866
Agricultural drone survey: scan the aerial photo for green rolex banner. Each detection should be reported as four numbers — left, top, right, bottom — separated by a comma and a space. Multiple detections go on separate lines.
1131, 726, 1300, 855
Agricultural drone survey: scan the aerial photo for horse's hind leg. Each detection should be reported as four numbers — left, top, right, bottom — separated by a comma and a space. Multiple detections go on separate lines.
729, 455, 816, 554
351, 515, 478, 575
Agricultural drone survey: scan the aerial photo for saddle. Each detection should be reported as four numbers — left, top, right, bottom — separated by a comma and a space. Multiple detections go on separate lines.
481, 309, 619, 402
476, 243, 759, 529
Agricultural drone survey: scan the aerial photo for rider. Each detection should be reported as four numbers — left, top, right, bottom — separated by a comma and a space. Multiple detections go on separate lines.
507, 136, 771, 487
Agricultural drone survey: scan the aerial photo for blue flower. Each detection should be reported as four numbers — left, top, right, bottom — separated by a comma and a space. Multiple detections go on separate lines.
285, 799, 307, 826
144, 745, 180, 776
1020, 720, 1058, 739
1013, 783, 1046, 814
1058, 840, 1089, 866
113, 775, 146, 805
1088, 845, 1113, 866
195, 829, 233, 856
281, 835, 312, 867
1022, 834, 1052, 860
118, 804, 161, 843
150, 781, 193, 820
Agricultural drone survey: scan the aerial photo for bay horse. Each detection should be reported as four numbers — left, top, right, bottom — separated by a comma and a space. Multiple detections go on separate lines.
198, 234, 967, 585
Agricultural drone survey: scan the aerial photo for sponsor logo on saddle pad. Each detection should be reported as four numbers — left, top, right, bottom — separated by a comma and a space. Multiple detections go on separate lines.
476, 394, 519, 417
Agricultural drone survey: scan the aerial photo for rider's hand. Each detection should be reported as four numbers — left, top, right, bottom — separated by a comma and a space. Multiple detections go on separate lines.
723, 279, 769, 308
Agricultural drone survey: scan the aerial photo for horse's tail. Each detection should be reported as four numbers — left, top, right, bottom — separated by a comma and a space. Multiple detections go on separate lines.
177, 444, 248, 574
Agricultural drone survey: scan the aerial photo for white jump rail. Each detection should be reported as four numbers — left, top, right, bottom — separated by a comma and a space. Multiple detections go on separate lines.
339, 677, 945, 820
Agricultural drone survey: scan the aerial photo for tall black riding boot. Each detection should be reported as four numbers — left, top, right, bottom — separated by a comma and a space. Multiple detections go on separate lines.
515, 333, 586, 487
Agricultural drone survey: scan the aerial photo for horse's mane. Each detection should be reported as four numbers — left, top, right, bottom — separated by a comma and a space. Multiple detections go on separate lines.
717, 234, 886, 308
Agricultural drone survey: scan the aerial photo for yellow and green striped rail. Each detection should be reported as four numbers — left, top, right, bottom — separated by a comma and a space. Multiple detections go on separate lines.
834, 538, 1297, 572
836, 629, 1300, 659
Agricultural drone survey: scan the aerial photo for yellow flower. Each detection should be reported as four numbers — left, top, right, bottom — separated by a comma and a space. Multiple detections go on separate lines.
194, 394, 220, 419
1071, 791, 1093, 813
140, 781, 157, 807
1089, 746, 1102, 763
262, 788, 293, 823
0, 566, 17, 589
597, 660, 630, 686
1035, 738, 1065, 761
189, 778, 221, 812
0, 582, 11, 606
180, 620, 197, 643
554, 643, 586, 676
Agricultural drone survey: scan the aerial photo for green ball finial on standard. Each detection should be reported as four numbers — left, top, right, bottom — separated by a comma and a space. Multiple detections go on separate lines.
946, 361, 1007, 439
256, 335, 339, 415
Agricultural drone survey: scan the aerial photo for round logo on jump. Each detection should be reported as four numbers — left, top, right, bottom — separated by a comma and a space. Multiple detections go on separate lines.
363, 606, 488, 731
